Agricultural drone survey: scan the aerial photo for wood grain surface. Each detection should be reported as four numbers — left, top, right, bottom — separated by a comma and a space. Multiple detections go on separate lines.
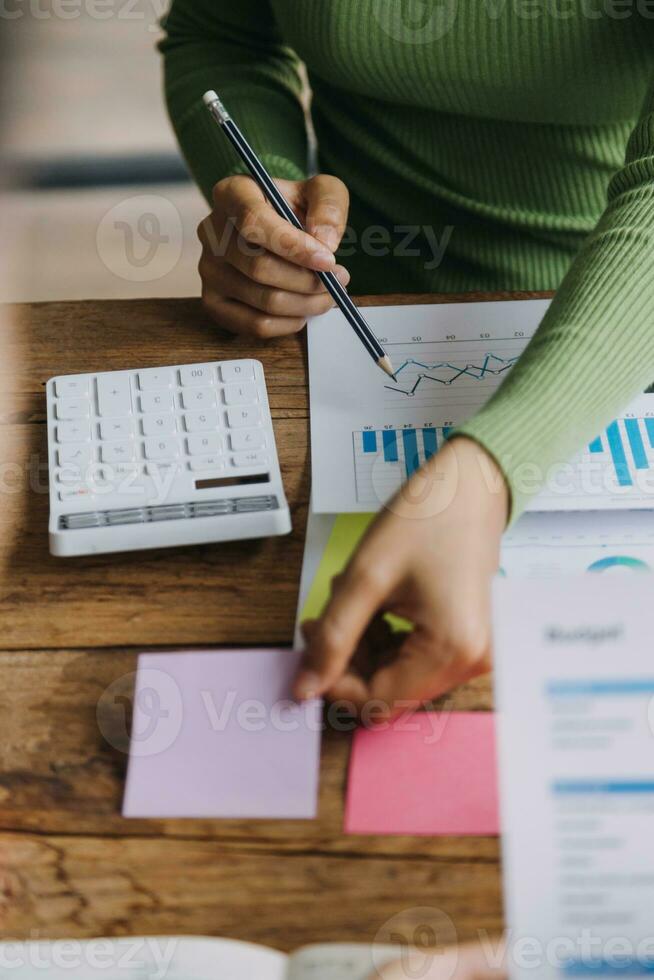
0, 292, 549, 947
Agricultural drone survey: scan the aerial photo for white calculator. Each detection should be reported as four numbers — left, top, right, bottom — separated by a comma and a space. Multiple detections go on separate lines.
46, 360, 291, 557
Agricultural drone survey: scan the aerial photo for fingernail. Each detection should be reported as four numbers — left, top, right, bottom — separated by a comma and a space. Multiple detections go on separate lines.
295, 671, 321, 701
311, 248, 336, 271
321, 227, 340, 252
335, 265, 351, 286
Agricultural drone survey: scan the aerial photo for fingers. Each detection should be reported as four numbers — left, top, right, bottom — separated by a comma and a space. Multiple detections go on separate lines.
215, 175, 336, 271
295, 556, 394, 701
225, 232, 349, 295
368, 626, 491, 719
199, 174, 352, 340
304, 174, 350, 252
202, 261, 337, 319
200, 294, 305, 339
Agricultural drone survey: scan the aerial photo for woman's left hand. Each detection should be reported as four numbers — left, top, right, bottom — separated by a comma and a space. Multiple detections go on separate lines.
294, 437, 509, 715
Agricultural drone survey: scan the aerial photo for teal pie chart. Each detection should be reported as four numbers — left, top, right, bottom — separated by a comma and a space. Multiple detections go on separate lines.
587, 555, 650, 573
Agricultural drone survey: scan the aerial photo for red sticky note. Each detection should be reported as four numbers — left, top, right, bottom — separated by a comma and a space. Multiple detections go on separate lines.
344, 712, 499, 836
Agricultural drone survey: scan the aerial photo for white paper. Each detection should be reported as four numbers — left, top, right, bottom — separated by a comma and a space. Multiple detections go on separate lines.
0, 937, 287, 980
287, 943, 399, 980
308, 300, 654, 513
493, 577, 654, 980
501, 510, 654, 578
0, 937, 398, 980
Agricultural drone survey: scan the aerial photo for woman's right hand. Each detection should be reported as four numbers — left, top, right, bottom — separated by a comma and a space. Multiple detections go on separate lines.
197, 173, 351, 339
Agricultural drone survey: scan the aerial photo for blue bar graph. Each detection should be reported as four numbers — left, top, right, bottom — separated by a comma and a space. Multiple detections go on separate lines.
606, 420, 632, 486
625, 418, 648, 469
443, 426, 452, 440
422, 428, 437, 460
402, 428, 420, 478
356, 426, 453, 482
586, 416, 654, 487
362, 431, 377, 453
382, 430, 398, 463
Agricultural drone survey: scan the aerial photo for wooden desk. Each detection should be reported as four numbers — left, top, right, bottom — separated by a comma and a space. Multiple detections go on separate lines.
0, 292, 544, 947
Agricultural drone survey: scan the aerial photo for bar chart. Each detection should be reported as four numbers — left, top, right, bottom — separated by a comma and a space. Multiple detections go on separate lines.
587, 417, 654, 488
353, 425, 452, 506
307, 295, 654, 512
532, 411, 654, 510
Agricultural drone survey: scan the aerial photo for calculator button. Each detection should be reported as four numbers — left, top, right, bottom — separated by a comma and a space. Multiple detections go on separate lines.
226, 406, 261, 428
189, 456, 224, 472
101, 441, 135, 463
185, 410, 219, 432
142, 413, 177, 436
181, 388, 216, 409
59, 487, 94, 502
56, 398, 90, 420
97, 374, 132, 417
57, 421, 91, 443
179, 364, 214, 387
220, 361, 254, 383
100, 419, 133, 440
145, 462, 181, 477
231, 451, 269, 468
101, 463, 139, 481
144, 436, 180, 461
139, 368, 174, 390
187, 433, 221, 455
55, 378, 88, 398
56, 466, 85, 485
58, 445, 92, 467
229, 429, 265, 451
223, 382, 257, 406
140, 391, 172, 413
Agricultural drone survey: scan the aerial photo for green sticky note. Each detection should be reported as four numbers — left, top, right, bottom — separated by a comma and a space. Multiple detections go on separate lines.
301, 514, 374, 622
300, 513, 412, 634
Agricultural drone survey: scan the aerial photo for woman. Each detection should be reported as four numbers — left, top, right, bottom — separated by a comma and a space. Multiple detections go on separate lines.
160, 1, 654, 714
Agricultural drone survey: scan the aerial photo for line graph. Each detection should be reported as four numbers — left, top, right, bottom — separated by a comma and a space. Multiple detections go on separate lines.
384, 352, 519, 397
308, 296, 552, 512
380, 337, 528, 409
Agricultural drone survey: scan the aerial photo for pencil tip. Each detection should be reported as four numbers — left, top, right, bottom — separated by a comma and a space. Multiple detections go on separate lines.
378, 355, 396, 379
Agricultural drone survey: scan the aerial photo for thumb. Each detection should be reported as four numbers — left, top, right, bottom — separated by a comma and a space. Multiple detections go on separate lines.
294, 559, 390, 702
304, 174, 350, 253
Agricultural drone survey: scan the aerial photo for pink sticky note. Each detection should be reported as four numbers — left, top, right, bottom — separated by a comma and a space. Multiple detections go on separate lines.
122, 649, 321, 819
344, 712, 499, 835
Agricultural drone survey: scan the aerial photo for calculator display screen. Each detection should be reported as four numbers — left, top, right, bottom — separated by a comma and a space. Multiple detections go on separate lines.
195, 473, 270, 491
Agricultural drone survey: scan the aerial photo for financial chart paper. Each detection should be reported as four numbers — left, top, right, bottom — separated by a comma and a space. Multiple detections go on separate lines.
308, 299, 654, 513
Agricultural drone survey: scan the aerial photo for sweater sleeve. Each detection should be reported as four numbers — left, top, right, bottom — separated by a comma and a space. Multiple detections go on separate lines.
158, 0, 309, 202
457, 76, 654, 521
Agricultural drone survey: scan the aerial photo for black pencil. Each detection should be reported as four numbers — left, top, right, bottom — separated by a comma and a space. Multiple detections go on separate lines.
203, 90, 396, 380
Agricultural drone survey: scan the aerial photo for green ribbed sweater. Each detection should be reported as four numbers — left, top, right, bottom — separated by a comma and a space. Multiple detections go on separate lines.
159, 1, 654, 516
